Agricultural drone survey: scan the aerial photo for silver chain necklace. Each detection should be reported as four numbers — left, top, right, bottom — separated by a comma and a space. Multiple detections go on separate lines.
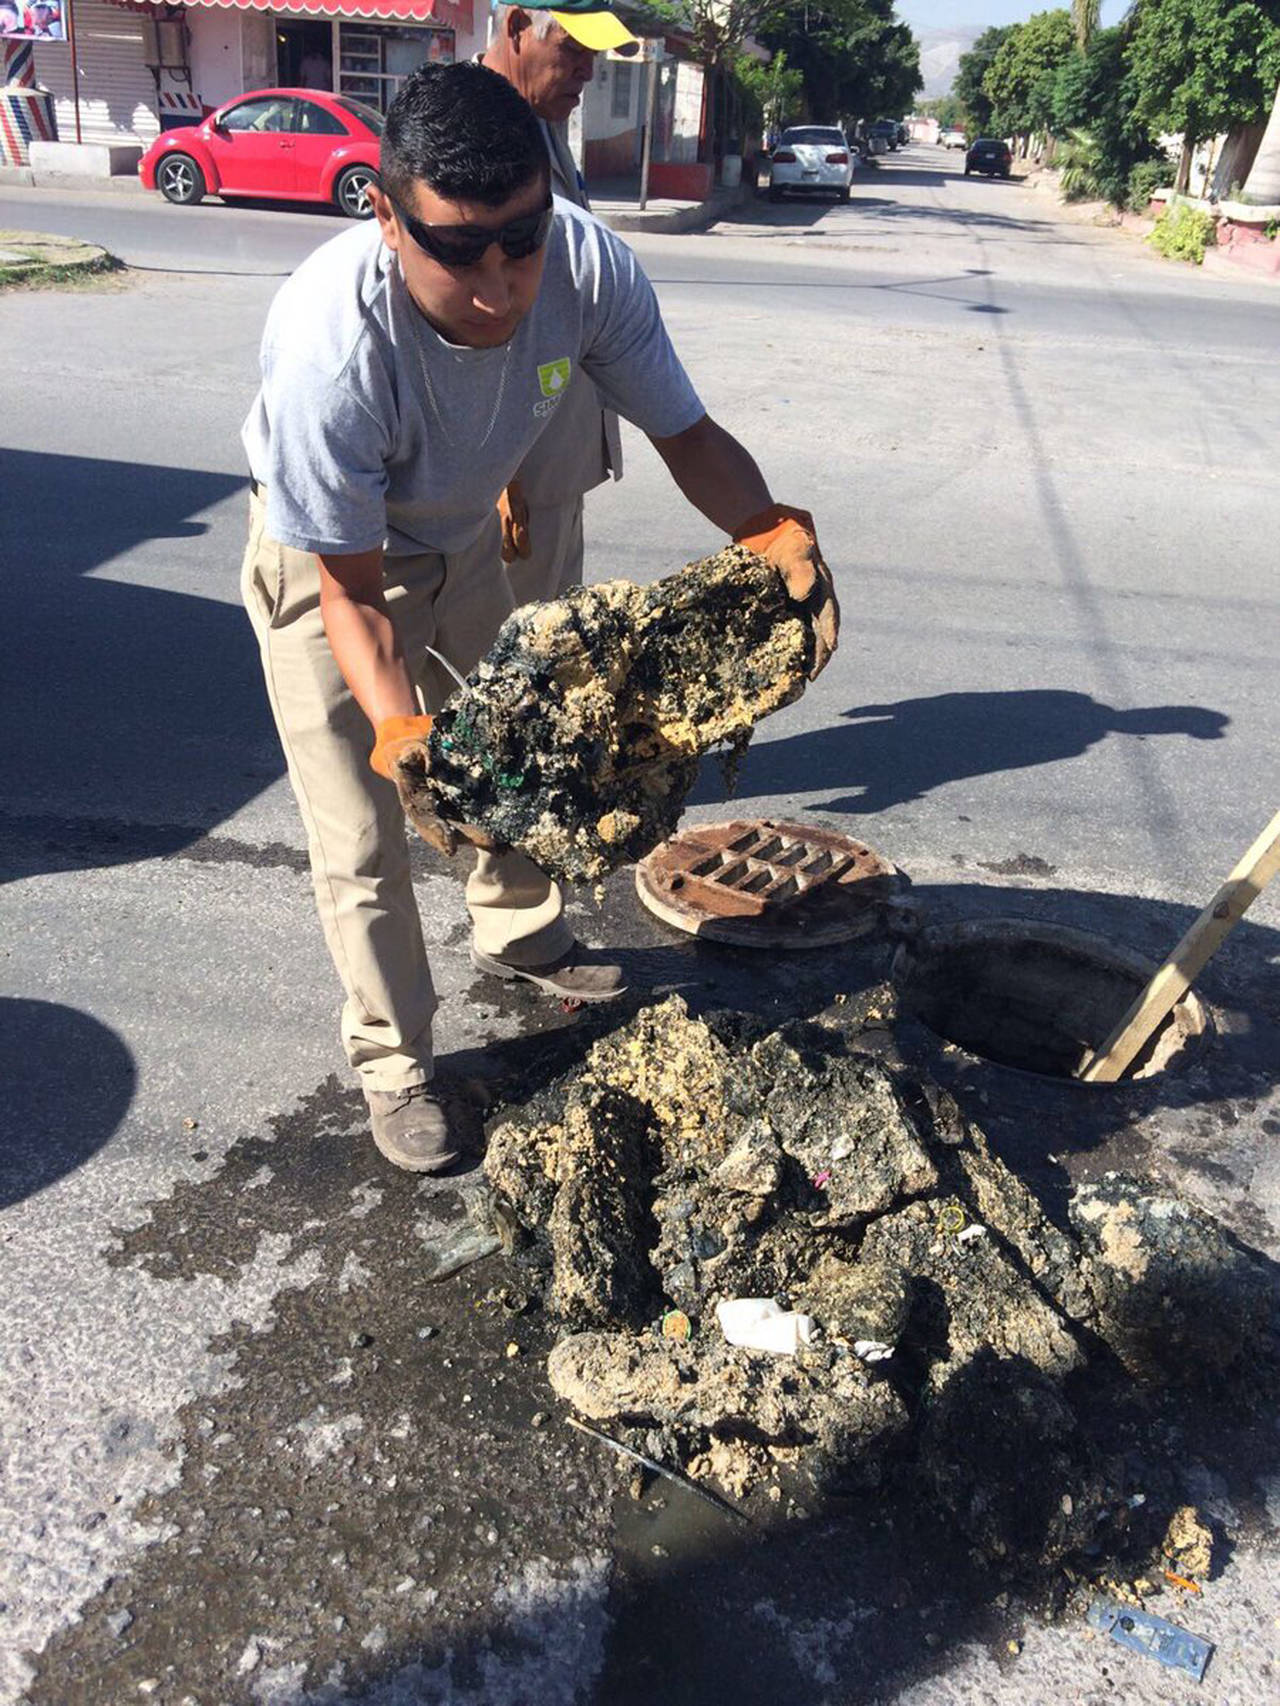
405, 263, 514, 450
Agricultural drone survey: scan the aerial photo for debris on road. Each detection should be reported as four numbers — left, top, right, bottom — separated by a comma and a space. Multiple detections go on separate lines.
1162, 1505, 1213, 1582
399, 547, 815, 882
482, 992, 1280, 1583
1086, 1594, 1213, 1680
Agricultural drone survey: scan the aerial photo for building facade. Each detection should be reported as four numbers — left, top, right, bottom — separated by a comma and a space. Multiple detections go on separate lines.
29, 0, 479, 148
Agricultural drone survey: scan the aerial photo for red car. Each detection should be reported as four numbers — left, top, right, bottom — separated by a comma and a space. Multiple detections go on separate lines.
139, 88, 382, 219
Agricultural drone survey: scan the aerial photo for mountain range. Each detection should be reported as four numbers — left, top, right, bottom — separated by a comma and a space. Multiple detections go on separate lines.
915, 25, 984, 101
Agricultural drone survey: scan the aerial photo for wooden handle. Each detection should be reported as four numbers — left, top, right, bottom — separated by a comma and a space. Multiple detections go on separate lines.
1079, 809, 1280, 1083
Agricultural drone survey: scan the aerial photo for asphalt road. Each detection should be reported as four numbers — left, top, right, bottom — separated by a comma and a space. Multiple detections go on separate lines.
2, 146, 1278, 1705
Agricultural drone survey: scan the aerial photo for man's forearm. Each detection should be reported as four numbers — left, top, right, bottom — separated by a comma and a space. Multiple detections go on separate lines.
649, 413, 772, 536
318, 551, 419, 730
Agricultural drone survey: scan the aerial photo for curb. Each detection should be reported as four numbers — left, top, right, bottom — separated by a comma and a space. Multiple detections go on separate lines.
599, 183, 748, 235
0, 165, 144, 194
1202, 247, 1280, 286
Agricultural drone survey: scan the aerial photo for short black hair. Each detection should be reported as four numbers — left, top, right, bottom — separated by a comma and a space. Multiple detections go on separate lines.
382, 62, 550, 211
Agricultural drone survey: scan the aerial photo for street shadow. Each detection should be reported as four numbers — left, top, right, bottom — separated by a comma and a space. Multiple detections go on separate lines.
686, 689, 1229, 815
0, 449, 279, 881
0, 998, 135, 1206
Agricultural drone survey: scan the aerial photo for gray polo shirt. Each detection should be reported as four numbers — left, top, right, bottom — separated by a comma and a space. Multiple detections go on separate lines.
241, 198, 703, 558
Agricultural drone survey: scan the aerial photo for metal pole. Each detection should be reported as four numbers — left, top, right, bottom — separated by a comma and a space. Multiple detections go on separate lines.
67, 0, 82, 143
638, 48, 657, 210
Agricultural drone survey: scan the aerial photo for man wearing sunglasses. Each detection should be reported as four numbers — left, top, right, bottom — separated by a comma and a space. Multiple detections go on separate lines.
479, 3, 638, 604
241, 62, 837, 1174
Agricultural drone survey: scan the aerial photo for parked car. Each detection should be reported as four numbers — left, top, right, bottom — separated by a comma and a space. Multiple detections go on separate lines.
139, 88, 383, 218
768, 126, 854, 202
965, 137, 1013, 178
939, 127, 967, 149
896, 122, 910, 147
867, 118, 900, 151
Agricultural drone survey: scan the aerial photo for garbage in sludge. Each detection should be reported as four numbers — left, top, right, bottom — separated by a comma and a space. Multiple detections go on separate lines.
716, 1297, 815, 1355
480, 993, 1279, 1583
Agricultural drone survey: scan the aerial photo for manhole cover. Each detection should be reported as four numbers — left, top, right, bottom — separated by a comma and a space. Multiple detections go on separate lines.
635, 820, 900, 948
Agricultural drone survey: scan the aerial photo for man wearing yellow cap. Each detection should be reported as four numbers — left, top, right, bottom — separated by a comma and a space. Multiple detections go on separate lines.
481, 3, 640, 605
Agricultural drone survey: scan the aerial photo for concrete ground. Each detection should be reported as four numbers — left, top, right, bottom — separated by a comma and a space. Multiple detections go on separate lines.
1, 143, 1278, 1704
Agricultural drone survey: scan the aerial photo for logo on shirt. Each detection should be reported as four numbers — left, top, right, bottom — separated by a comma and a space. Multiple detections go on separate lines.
537, 358, 572, 399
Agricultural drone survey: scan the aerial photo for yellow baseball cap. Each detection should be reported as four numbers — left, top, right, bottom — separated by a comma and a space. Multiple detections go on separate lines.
534, 3, 641, 54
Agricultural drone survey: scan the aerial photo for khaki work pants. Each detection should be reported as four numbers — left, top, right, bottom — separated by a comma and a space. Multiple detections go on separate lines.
241, 491, 572, 1090
503, 496, 585, 608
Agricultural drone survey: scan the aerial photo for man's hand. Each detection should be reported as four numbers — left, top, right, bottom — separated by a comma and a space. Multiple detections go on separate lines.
734, 505, 840, 679
370, 715, 457, 855
498, 479, 531, 564
370, 715, 501, 856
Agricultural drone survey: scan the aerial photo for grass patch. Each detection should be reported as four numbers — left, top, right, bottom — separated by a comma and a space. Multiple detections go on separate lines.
0, 232, 125, 293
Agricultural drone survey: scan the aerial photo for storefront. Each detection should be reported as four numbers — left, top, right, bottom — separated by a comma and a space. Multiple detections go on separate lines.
29, 0, 479, 145
273, 10, 463, 114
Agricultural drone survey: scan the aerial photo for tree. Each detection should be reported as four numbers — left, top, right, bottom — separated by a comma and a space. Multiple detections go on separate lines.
1050, 24, 1162, 202
737, 45, 805, 137
983, 10, 1076, 145
921, 94, 966, 130
1126, 0, 1280, 189
954, 25, 1014, 137
647, 0, 791, 159
1072, 0, 1100, 52
759, 2, 921, 127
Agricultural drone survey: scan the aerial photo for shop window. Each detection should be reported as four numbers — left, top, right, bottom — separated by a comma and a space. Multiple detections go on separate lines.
611, 61, 633, 119
339, 23, 454, 114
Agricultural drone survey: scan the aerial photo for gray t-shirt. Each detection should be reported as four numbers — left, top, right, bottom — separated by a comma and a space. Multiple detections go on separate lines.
241, 198, 703, 558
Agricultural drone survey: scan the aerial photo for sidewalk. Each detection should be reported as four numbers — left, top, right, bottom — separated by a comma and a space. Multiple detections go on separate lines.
0, 160, 748, 232
587, 170, 749, 233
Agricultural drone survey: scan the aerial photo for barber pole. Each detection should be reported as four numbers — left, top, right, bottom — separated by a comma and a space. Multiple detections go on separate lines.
1, 39, 59, 167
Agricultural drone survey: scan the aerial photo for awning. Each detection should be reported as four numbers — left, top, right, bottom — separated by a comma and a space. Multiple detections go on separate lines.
118, 0, 473, 29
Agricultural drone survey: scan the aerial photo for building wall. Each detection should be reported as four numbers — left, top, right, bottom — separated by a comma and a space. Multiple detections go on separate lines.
32, 0, 159, 146
186, 6, 486, 113
581, 51, 641, 179
240, 10, 274, 91
188, 10, 246, 112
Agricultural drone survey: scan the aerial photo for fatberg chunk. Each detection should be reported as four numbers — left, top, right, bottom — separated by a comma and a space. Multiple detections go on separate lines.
401, 548, 813, 882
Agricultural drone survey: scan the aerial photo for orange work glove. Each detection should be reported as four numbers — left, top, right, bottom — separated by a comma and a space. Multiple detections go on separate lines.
370, 714, 458, 856
370, 713, 433, 781
498, 478, 531, 564
370, 715, 501, 856
734, 504, 840, 679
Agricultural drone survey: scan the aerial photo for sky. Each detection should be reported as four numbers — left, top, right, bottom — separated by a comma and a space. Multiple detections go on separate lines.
897, 1, 1128, 29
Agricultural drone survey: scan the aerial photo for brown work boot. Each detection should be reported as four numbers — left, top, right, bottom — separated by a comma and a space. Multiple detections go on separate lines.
470, 942, 626, 1003
363, 1083, 459, 1173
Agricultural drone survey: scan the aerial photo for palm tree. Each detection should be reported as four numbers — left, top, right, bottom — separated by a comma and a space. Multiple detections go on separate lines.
1243, 77, 1280, 202
1072, 0, 1100, 51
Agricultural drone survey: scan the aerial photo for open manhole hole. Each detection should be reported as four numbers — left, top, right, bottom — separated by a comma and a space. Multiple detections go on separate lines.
893, 920, 1210, 1082
635, 819, 900, 948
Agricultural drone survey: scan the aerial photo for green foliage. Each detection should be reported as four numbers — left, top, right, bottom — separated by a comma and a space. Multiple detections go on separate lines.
1049, 27, 1163, 205
1055, 128, 1102, 199
984, 10, 1076, 138
1147, 200, 1217, 262
759, 1, 922, 125
954, 24, 1014, 136
736, 45, 805, 133
1126, 0, 1280, 151
921, 94, 965, 129
1126, 155, 1173, 211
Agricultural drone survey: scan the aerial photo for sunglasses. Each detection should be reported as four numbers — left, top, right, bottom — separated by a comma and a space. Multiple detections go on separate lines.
393, 193, 554, 270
